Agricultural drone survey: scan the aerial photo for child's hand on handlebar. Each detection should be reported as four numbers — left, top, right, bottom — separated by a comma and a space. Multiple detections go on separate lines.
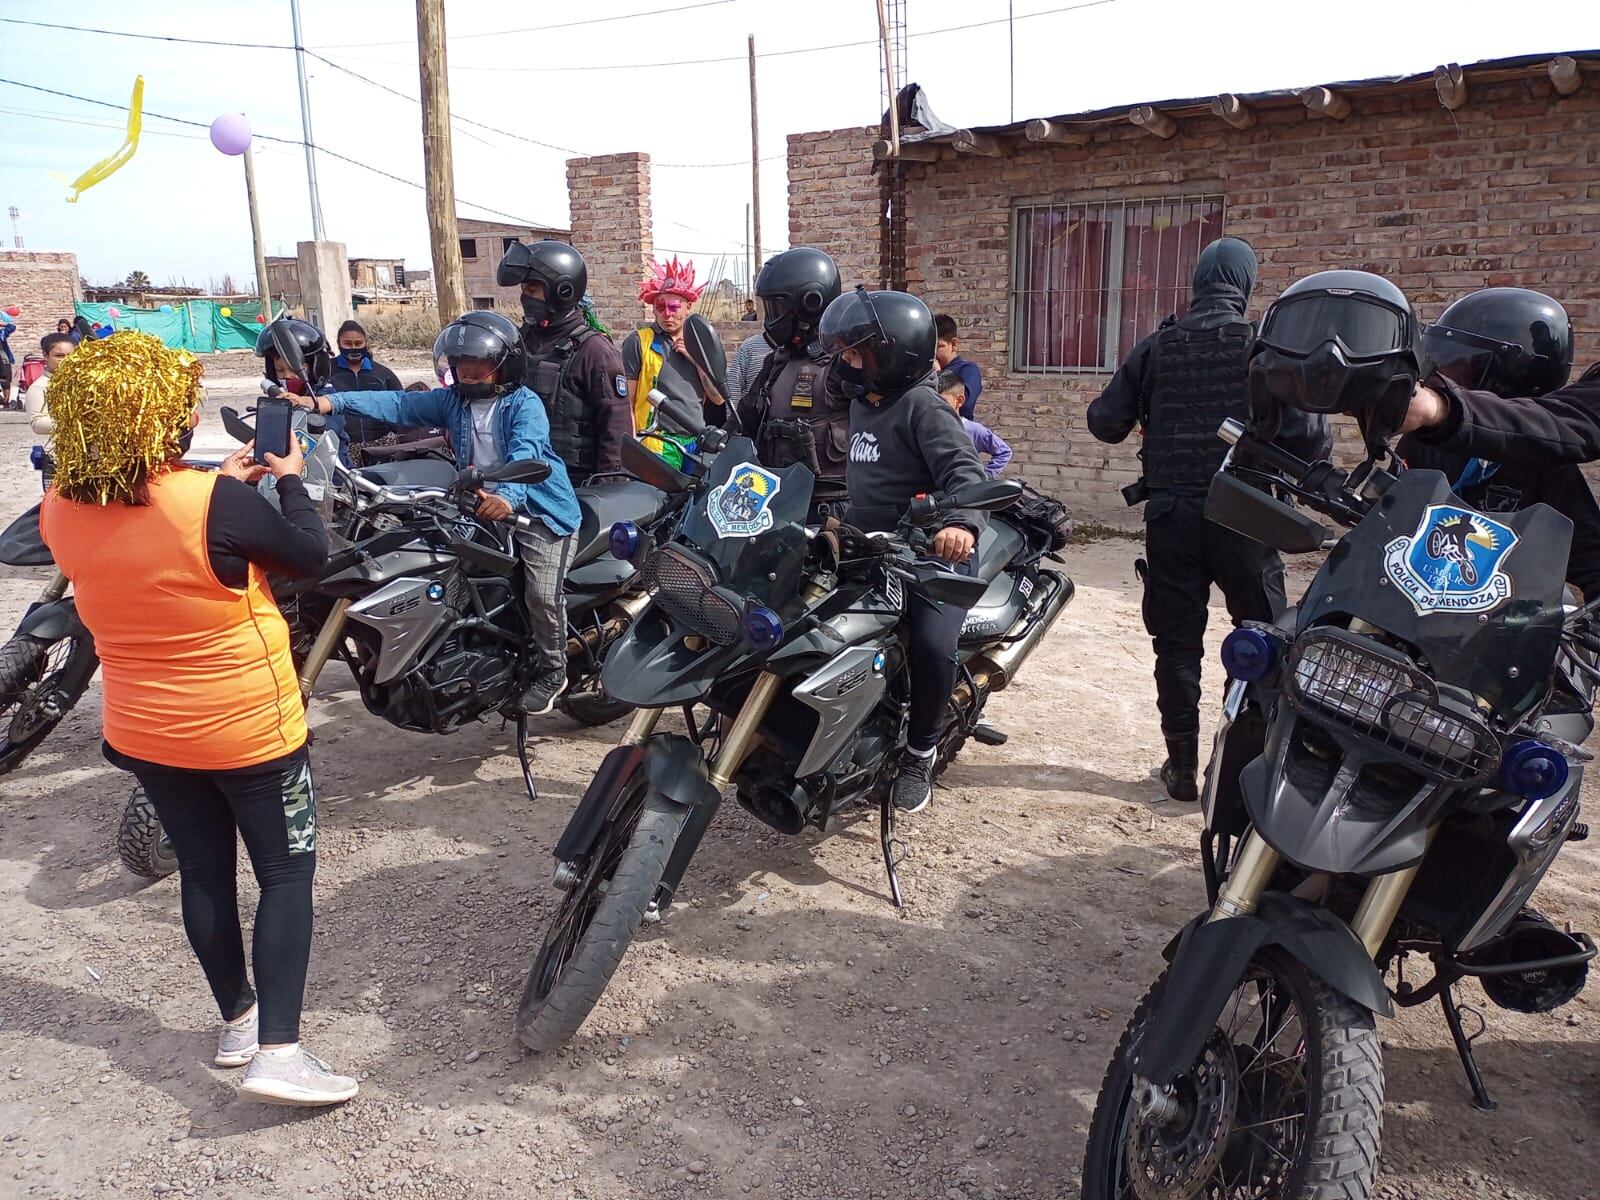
931, 525, 976, 563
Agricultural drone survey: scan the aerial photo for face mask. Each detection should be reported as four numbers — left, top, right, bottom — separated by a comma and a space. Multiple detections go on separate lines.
835, 361, 868, 400
521, 293, 552, 327
178, 426, 195, 456
341, 347, 366, 361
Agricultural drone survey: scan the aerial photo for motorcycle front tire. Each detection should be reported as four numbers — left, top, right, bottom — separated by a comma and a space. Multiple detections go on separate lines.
0, 630, 99, 776
516, 787, 686, 1052
117, 783, 178, 879
1080, 949, 1383, 1200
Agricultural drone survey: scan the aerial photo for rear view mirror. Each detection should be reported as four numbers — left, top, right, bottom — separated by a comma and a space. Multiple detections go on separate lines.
648, 386, 708, 438
683, 320, 729, 402
478, 459, 552, 486
622, 436, 696, 493
220, 406, 256, 445
0, 502, 51, 568
1205, 470, 1332, 555
948, 479, 1023, 513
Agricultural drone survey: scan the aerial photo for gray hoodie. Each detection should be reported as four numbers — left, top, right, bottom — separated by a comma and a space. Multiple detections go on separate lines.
845, 380, 989, 535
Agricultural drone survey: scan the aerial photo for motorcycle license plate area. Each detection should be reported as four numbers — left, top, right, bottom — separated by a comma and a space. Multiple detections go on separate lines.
1297, 468, 1568, 719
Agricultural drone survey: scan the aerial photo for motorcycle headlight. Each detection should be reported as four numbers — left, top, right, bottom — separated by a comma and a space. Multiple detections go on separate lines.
1286, 632, 1499, 780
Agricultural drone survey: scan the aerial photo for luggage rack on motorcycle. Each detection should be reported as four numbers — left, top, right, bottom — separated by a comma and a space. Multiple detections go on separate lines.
1284, 628, 1501, 783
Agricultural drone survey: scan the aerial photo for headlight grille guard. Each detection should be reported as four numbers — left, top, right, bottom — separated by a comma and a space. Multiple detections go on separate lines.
1284, 628, 1502, 783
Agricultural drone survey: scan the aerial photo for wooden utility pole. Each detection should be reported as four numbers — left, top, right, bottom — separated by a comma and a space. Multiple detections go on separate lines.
417, 0, 465, 323
748, 35, 761, 276
874, 0, 901, 156
241, 144, 274, 318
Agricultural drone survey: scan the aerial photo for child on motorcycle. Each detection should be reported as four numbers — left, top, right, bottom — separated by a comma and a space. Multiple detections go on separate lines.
818, 287, 990, 815
292, 312, 581, 716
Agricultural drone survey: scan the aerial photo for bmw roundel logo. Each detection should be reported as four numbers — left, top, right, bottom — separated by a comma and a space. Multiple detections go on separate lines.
426, 582, 446, 602
872, 651, 886, 674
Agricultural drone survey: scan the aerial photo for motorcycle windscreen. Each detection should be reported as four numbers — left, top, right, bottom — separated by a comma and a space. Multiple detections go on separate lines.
0, 502, 51, 567
676, 436, 815, 615
1297, 468, 1568, 719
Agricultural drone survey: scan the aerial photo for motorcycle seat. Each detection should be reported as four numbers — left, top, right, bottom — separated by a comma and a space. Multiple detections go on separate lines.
358, 459, 459, 490
573, 480, 669, 567
972, 519, 1024, 583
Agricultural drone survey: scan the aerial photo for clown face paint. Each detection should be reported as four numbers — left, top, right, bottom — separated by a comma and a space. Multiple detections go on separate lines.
653, 296, 690, 336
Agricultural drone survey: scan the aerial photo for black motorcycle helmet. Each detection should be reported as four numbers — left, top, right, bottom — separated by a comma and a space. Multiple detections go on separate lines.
756, 247, 841, 349
497, 239, 587, 331
817, 286, 936, 398
1250, 269, 1421, 454
256, 317, 333, 392
1421, 287, 1573, 398
434, 311, 526, 400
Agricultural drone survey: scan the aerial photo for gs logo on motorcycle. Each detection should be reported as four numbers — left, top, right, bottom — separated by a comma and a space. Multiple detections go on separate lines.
1383, 504, 1519, 616
707, 463, 781, 539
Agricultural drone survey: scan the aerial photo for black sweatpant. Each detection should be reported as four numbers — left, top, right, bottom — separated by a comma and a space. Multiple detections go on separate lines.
1141, 494, 1285, 740
112, 743, 318, 1044
906, 555, 977, 753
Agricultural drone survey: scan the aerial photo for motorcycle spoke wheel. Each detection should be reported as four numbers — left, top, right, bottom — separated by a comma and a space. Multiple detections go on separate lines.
1081, 950, 1382, 1200
0, 632, 98, 776
516, 781, 686, 1052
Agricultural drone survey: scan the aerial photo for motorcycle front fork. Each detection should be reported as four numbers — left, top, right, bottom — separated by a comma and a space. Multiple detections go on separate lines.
38, 569, 68, 605
633, 671, 786, 921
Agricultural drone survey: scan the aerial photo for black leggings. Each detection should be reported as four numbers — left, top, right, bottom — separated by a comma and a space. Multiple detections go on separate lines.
118, 744, 318, 1044
905, 555, 977, 754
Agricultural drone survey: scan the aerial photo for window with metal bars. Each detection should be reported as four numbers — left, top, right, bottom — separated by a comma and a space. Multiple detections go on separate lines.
1009, 193, 1225, 373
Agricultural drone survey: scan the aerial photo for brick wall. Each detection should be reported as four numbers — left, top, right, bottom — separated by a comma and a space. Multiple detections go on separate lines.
0, 251, 81, 358
566, 153, 654, 338
790, 74, 1600, 514
787, 126, 882, 291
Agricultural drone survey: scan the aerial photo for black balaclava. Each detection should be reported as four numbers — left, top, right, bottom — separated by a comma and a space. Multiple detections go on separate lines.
1188, 236, 1258, 317
526, 303, 584, 349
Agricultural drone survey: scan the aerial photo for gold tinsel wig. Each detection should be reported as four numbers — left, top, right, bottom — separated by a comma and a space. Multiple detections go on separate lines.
47, 331, 204, 506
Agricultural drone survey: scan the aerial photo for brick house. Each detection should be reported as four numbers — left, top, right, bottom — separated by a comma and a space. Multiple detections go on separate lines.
788, 50, 1600, 515
456, 216, 571, 313
0, 250, 81, 358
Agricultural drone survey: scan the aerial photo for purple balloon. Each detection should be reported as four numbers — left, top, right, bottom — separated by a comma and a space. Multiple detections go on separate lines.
209, 112, 253, 156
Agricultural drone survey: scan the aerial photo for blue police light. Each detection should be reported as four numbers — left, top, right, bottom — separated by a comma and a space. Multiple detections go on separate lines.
609, 521, 642, 560
740, 606, 784, 652
1502, 739, 1570, 801
1220, 627, 1278, 682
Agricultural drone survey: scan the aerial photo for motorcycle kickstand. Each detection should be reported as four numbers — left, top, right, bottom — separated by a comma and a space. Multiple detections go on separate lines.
514, 713, 539, 804
879, 793, 906, 909
1439, 984, 1496, 1111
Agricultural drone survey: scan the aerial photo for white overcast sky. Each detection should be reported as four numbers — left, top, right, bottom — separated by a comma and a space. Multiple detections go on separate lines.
0, 0, 1596, 290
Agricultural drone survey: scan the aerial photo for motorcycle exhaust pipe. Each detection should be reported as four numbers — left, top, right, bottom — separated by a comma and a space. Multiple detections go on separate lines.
967, 572, 1075, 695
565, 589, 654, 658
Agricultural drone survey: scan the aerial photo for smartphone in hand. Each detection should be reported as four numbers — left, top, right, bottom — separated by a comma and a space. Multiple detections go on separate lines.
253, 397, 294, 465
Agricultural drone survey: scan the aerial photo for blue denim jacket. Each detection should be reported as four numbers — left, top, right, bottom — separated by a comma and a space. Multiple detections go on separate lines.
328, 384, 580, 535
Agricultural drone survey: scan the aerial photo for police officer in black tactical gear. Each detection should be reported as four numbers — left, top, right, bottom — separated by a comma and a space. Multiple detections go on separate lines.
1397, 288, 1600, 599
734, 247, 849, 518
1088, 237, 1329, 803
497, 239, 632, 485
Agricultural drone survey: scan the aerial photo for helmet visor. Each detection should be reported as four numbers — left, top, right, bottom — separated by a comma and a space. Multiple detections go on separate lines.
817, 286, 887, 358
1421, 326, 1515, 390
496, 241, 534, 287
1260, 294, 1405, 359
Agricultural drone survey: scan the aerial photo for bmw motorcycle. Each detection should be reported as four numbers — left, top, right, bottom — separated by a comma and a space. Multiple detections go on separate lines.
1080, 418, 1597, 1200
513, 390, 1075, 1051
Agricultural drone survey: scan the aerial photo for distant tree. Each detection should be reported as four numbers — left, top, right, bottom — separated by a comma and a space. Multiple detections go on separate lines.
124, 270, 152, 291
220, 272, 238, 296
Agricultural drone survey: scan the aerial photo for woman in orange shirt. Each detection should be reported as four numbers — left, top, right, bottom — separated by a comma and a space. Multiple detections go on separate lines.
38, 333, 354, 1107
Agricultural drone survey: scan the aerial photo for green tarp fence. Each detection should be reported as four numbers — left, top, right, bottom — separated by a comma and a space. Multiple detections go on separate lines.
73, 299, 284, 353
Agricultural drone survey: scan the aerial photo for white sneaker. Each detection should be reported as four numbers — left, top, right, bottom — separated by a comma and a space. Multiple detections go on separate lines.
238, 1046, 358, 1107
214, 1007, 259, 1068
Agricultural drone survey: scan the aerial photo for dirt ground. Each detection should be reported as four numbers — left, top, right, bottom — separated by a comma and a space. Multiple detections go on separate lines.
3, 383, 1600, 1200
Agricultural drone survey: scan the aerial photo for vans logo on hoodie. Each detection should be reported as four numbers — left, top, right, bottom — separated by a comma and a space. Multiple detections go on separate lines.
849, 431, 881, 463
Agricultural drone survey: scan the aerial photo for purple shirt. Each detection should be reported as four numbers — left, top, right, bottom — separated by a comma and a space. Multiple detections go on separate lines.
961, 417, 1012, 478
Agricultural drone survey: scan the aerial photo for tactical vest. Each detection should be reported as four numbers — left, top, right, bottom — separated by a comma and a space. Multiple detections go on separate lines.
527, 326, 602, 482
758, 349, 849, 499
1141, 317, 1254, 491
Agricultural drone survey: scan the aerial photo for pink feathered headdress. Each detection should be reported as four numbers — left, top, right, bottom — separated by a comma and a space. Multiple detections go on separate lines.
638, 256, 704, 304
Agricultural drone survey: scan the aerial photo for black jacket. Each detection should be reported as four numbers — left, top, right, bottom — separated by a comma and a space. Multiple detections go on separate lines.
1396, 433, 1600, 601
1418, 374, 1600, 466
845, 380, 988, 535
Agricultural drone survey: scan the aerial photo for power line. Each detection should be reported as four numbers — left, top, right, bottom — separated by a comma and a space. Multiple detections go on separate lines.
0, 16, 290, 50
0, 77, 553, 229
327, 0, 738, 49
422, 1, 1122, 74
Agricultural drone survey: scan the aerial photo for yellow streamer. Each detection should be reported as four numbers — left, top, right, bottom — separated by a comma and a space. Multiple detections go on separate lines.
67, 76, 144, 203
